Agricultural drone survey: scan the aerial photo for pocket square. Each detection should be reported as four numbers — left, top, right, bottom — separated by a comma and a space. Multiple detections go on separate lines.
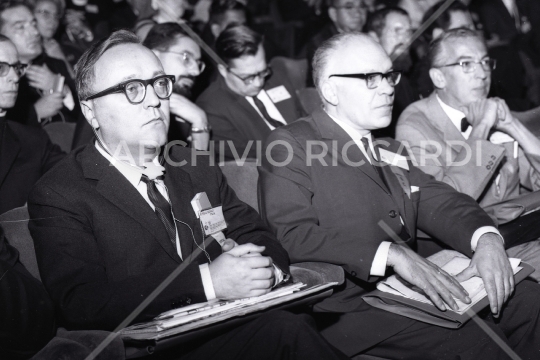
411, 186, 420, 193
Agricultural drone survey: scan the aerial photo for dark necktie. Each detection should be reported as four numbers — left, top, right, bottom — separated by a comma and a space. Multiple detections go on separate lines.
252, 96, 284, 129
461, 117, 470, 133
140, 175, 178, 249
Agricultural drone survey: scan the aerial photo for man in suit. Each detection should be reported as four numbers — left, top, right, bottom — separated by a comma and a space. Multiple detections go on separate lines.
396, 28, 540, 251
28, 29, 347, 360
143, 22, 210, 150
197, 25, 304, 161
259, 32, 540, 359
0, 1, 81, 128
305, 0, 368, 86
0, 35, 64, 215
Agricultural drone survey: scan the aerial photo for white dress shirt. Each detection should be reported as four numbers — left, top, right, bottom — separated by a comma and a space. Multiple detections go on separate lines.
245, 89, 287, 130
327, 111, 503, 277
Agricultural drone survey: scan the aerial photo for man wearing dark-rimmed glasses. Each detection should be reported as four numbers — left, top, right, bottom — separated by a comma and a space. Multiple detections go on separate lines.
197, 25, 305, 161
260, 31, 540, 359
27, 29, 349, 360
397, 28, 540, 257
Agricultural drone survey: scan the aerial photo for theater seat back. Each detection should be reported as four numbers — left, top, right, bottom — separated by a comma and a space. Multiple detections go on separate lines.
220, 160, 260, 212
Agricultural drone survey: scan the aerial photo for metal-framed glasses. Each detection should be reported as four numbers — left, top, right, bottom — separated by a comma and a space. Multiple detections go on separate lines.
329, 71, 402, 89
437, 59, 497, 73
85, 75, 175, 104
161, 50, 206, 72
0, 61, 27, 77
228, 66, 272, 85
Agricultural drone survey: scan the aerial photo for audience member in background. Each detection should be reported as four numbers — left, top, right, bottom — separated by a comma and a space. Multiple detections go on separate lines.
195, 0, 248, 97
0, 224, 55, 359
27, 29, 348, 360
0, 1, 81, 128
134, 0, 188, 41
0, 35, 64, 215
305, 0, 368, 86
367, 6, 418, 136
397, 28, 540, 256
33, 0, 77, 78
143, 22, 209, 150
413, 0, 531, 110
260, 31, 540, 359
197, 25, 304, 161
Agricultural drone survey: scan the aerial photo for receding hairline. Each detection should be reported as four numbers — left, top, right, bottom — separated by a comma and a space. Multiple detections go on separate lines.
324, 35, 386, 74
433, 34, 487, 67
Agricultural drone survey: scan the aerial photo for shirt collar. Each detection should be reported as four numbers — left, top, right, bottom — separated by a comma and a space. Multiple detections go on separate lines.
436, 95, 467, 132
95, 142, 160, 188
325, 111, 377, 160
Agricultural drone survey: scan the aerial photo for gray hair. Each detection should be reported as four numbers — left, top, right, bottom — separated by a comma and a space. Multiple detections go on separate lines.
428, 27, 485, 68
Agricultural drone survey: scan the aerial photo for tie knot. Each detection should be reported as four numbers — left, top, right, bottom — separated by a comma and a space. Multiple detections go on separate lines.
461, 117, 470, 133
140, 174, 152, 184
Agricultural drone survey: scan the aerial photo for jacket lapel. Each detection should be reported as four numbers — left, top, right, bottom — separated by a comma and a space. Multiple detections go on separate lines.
0, 123, 21, 188
426, 93, 467, 153
81, 146, 181, 263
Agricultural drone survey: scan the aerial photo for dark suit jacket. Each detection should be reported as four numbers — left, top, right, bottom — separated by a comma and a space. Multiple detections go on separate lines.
259, 109, 494, 314
197, 69, 305, 161
0, 226, 55, 359
28, 144, 289, 331
6, 53, 82, 127
0, 119, 65, 215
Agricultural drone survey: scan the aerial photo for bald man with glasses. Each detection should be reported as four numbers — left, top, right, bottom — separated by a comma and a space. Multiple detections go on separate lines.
197, 25, 305, 161
259, 31, 540, 359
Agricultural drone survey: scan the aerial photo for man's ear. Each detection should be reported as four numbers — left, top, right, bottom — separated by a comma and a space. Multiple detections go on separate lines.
429, 68, 446, 89
321, 79, 338, 106
432, 28, 443, 40
80, 100, 100, 129
368, 31, 380, 42
210, 24, 221, 39
328, 7, 337, 23
217, 63, 228, 78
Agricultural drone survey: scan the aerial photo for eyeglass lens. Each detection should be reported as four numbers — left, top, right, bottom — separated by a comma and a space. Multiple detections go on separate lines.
0, 62, 26, 77
125, 77, 173, 103
366, 72, 401, 89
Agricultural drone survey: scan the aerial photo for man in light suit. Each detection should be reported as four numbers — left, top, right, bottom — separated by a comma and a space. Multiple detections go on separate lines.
27, 29, 347, 360
259, 32, 540, 359
396, 28, 540, 251
196, 25, 304, 161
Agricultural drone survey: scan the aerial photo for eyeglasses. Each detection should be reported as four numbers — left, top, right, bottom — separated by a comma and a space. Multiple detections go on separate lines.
228, 67, 272, 85
329, 71, 402, 89
333, 2, 367, 11
34, 9, 61, 20
85, 75, 175, 104
437, 59, 497, 73
0, 62, 27, 77
160, 50, 206, 73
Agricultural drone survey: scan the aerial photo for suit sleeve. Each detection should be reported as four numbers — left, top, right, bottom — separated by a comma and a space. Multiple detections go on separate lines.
0, 228, 55, 357
396, 113, 505, 200
39, 129, 65, 173
259, 129, 383, 282
28, 185, 209, 331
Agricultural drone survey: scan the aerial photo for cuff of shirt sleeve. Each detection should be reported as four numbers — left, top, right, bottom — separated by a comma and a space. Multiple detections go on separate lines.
63, 88, 75, 110
471, 226, 503, 252
199, 263, 216, 300
370, 241, 392, 277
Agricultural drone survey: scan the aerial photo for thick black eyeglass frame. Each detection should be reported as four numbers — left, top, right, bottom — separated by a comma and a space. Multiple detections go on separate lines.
85, 75, 176, 104
0, 61, 27, 77
328, 71, 402, 88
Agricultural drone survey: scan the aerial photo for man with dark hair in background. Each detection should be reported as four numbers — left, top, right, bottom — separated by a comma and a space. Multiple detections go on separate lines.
305, 0, 368, 86
0, 0, 82, 128
197, 25, 304, 160
143, 22, 209, 150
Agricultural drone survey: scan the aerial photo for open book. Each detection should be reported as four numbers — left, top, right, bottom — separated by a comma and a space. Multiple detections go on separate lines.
363, 257, 533, 328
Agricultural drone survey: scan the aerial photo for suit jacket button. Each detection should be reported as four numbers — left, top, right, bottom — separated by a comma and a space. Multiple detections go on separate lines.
389, 210, 397, 218
351, 271, 357, 277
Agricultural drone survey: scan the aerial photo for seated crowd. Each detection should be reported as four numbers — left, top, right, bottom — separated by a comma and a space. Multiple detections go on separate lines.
2, 0, 540, 359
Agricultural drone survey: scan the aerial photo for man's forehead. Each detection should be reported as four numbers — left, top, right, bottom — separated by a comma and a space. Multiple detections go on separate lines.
329, 38, 391, 73
2, 6, 33, 25
94, 44, 164, 87
444, 37, 487, 60
0, 41, 18, 62
168, 36, 201, 56
386, 13, 410, 29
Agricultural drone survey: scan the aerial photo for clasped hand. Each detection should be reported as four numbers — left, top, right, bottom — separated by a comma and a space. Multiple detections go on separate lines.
26, 64, 58, 92
209, 239, 275, 300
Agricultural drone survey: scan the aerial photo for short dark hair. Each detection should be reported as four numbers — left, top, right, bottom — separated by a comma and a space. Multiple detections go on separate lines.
75, 30, 140, 101
0, 1, 30, 31
366, 6, 409, 38
142, 22, 189, 52
215, 25, 262, 65
209, 0, 246, 26
428, 27, 483, 68
422, 0, 470, 43
29, 0, 66, 15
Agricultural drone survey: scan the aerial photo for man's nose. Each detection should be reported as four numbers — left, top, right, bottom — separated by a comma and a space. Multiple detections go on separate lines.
143, 84, 161, 108
252, 75, 264, 89
27, 23, 39, 36
378, 76, 395, 96
6, 67, 20, 83
474, 63, 488, 79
